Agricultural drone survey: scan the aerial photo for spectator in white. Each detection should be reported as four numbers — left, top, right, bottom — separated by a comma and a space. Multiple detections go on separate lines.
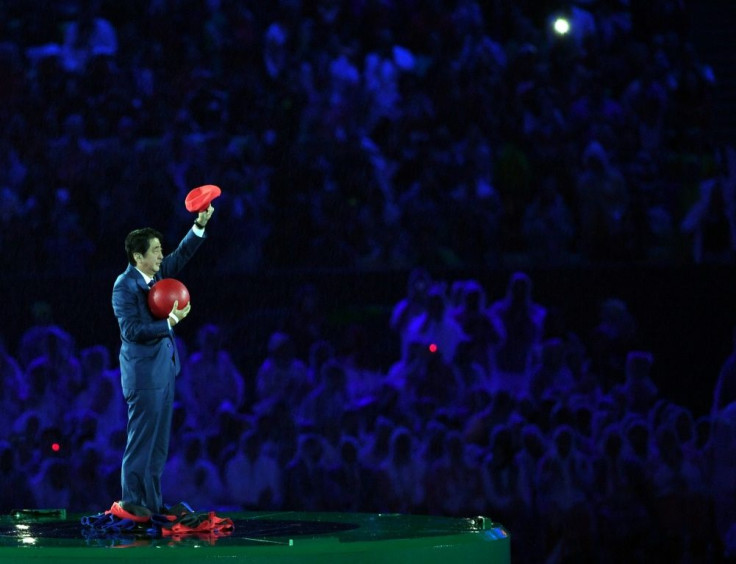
163, 432, 225, 510
612, 350, 658, 415
575, 140, 629, 260
390, 267, 432, 338
326, 41, 361, 138
254, 332, 309, 412
621, 56, 670, 154
0, 137, 27, 192
463, 388, 515, 447
537, 424, 596, 560
0, 440, 34, 512
0, 339, 24, 431
224, 430, 284, 510
515, 423, 546, 511
668, 406, 709, 491
420, 421, 448, 513
61, 0, 117, 74
487, 271, 546, 396
30, 458, 72, 510
24, 327, 83, 426
180, 323, 245, 429
481, 425, 518, 522
323, 435, 365, 512
358, 416, 394, 471
263, 22, 288, 80
374, 427, 425, 513
451, 340, 491, 396
595, 0, 633, 51
592, 422, 650, 562
298, 360, 349, 433
339, 328, 385, 404
402, 284, 467, 365
76, 345, 124, 433
384, 340, 432, 416
589, 297, 638, 391
427, 429, 481, 516
648, 423, 705, 559
680, 145, 736, 264
329, 42, 361, 105
522, 175, 576, 266
70, 441, 110, 511
18, 321, 75, 370
284, 283, 327, 361
285, 432, 328, 511
530, 337, 577, 402
306, 340, 334, 389
512, 423, 548, 563
451, 279, 501, 376
11, 411, 43, 472
619, 415, 653, 486
452, 0, 507, 84
363, 29, 414, 129
48, 113, 94, 188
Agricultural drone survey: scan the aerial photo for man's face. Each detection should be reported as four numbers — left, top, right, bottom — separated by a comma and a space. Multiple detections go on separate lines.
136, 238, 163, 276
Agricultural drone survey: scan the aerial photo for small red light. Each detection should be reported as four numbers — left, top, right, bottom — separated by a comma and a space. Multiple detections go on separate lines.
428, 343, 438, 353
51, 443, 61, 452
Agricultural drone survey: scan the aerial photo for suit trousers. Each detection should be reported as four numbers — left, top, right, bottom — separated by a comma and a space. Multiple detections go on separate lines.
121, 370, 175, 512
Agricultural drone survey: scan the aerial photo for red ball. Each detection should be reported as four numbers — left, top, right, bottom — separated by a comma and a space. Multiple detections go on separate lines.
147, 278, 190, 319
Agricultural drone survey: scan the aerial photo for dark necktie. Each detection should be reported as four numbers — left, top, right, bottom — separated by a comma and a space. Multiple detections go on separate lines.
148, 280, 155, 289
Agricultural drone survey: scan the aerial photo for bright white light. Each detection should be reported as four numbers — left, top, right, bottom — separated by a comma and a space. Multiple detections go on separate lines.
553, 17, 570, 35
15, 525, 37, 545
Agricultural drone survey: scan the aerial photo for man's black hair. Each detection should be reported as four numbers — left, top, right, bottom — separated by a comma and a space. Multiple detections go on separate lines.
124, 228, 163, 265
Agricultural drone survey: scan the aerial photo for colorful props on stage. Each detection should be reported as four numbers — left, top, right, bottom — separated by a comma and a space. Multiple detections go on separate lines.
185, 184, 221, 213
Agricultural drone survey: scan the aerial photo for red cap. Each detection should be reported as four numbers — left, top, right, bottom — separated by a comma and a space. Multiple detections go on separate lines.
185, 184, 221, 213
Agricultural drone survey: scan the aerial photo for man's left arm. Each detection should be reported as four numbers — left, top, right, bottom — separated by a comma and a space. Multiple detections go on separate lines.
160, 205, 214, 277
194, 205, 214, 231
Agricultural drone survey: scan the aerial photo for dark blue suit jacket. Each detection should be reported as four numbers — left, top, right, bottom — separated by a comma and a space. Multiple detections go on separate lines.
112, 229, 204, 390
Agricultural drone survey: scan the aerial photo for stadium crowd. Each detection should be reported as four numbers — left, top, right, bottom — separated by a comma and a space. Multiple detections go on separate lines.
2, 269, 735, 562
0, 0, 730, 274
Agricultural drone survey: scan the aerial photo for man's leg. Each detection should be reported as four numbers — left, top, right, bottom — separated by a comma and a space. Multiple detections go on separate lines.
121, 386, 165, 509
147, 373, 175, 512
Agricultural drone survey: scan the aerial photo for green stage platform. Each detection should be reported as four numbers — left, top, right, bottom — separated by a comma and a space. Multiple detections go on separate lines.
0, 509, 510, 563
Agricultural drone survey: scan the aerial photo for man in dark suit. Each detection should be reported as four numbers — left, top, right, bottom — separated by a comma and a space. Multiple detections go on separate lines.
112, 205, 214, 512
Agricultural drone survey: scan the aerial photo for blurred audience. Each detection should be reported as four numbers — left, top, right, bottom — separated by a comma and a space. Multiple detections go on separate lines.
0, 0, 723, 273
0, 268, 730, 562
